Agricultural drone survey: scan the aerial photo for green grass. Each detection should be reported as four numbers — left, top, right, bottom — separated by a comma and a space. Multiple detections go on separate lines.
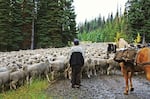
0, 79, 49, 99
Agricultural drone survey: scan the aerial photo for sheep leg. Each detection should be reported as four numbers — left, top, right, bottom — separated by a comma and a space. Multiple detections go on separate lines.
38, 74, 41, 80
10, 83, 13, 90
64, 69, 68, 79
29, 77, 32, 85
26, 76, 29, 85
46, 74, 51, 83
90, 69, 92, 76
87, 69, 90, 78
93, 66, 97, 76
68, 70, 72, 80
22, 79, 25, 85
11, 81, 17, 90
94, 69, 97, 76
2, 84, 5, 92
107, 66, 112, 75
51, 71, 55, 81
113, 67, 116, 75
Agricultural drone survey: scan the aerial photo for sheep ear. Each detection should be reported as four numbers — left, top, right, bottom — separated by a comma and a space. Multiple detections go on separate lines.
45, 59, 49, 63
23, 65, 28, 71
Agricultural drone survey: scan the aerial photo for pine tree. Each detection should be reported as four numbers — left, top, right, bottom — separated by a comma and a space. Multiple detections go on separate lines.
9, 0, 24, 50
0, 0, 77, 51
62, 0, 77, 43
36, 0, 76, 48
0, 0, 11, 51
21, 0, 34, 49
126, 0, 150, 43
37, 0, 62, 48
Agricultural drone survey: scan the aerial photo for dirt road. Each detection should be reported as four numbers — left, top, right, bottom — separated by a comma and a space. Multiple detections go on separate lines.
45, 73, 150, 99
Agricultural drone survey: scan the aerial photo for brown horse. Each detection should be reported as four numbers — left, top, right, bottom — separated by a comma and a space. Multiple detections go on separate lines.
114, 47, 150, 95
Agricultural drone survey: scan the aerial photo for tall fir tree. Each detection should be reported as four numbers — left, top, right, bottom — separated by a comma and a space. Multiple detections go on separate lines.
9, 0, 24, 50
126, 0, 150, 43
21, 0, 34, 49
61, 0, 77, 44
36, 0, 76, 48
0, 0, 11, 51
0, 0, 77, 51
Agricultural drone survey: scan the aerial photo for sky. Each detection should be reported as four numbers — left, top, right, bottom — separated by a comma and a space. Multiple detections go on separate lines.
73, 0, 128, 24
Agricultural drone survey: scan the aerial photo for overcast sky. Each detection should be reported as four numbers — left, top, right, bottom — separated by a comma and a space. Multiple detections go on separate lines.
73, 0, 128, 24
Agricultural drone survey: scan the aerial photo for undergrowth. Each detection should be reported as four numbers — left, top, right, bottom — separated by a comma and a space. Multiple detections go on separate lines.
0, 79, 49, 99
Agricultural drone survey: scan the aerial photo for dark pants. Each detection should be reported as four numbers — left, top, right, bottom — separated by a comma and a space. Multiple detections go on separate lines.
71, 66, 82, 86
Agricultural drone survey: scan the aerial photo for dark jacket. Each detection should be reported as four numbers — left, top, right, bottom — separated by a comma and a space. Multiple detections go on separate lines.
69, 52, 84, 67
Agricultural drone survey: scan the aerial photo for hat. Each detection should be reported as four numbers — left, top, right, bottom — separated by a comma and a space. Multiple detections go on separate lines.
73, 39, 79, 45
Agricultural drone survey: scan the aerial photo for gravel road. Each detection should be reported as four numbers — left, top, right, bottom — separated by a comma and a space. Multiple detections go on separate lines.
45, 73, 150, 99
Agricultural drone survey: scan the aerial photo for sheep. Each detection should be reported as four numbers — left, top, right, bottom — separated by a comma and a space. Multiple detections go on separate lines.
64, 65, 72, 80
9, 69, 27, 90
49, 59, 67, 81
0, 67, 8, 72
0, 71, 10, 92
82, 57, 97, 78
24, 61, 51, 85
94, 58, 108, 74
0, 42, 113, 92
106, 58, 120, 75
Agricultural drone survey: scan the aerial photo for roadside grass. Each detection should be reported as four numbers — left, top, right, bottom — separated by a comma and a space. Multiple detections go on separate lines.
0, 79, 49, 99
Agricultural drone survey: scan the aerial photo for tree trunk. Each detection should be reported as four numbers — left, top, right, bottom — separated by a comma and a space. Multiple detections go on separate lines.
31, 17, 34, 50
142, 33, 145, 44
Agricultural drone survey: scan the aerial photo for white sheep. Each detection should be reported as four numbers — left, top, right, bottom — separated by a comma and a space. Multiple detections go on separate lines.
94, 58, 108, 74
106, 58, 120, 75
9, 69, 27, 90
49, 59, 67, 81
0, 71, 10, 92
24, 61, 51, 85
82, 57, 97, 78
0, 67, 8, 72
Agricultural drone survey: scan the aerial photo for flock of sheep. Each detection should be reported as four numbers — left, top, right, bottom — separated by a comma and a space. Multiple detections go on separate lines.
0, 42, 120, 92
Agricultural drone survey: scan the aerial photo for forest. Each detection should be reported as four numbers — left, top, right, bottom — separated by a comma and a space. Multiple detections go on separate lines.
0, 0, 76, 51
78, 0, 150, 44
0, 0, 150, 51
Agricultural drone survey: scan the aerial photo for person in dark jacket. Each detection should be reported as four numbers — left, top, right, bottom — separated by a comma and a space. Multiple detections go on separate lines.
69, 39, 84, 88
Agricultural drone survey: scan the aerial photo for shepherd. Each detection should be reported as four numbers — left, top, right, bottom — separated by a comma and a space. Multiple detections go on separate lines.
69, 39, 85, 88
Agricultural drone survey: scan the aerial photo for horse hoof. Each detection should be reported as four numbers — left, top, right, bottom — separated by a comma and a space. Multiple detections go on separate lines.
124, 91, 128, 95
130, 88, 134, 91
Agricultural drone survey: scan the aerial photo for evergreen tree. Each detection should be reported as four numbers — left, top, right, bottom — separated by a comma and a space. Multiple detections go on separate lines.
36, 0, 49, 48
0, 0, 76, 51
0, 0, 11, 51
21, 0, 34, 49
37, 0, 63, 48
10, 0, 24, 50
37, 0, 76, 48
63, 0, 77, 43
126, 0, 150, 43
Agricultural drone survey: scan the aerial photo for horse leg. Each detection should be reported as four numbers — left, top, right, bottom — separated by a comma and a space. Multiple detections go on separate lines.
128, 72, 134, 91
119, 62, 129, 95
121, 67, 129, 94
123, 72, 129, 95
144, 66, 150, 81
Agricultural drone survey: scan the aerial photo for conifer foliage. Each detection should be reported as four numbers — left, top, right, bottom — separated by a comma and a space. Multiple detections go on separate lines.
0, 0, 76, 51
125, 0, 150, 43
78, 0, 150, 43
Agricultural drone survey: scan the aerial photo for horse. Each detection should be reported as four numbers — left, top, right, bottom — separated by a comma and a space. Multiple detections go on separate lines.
114, 47, 150, 95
